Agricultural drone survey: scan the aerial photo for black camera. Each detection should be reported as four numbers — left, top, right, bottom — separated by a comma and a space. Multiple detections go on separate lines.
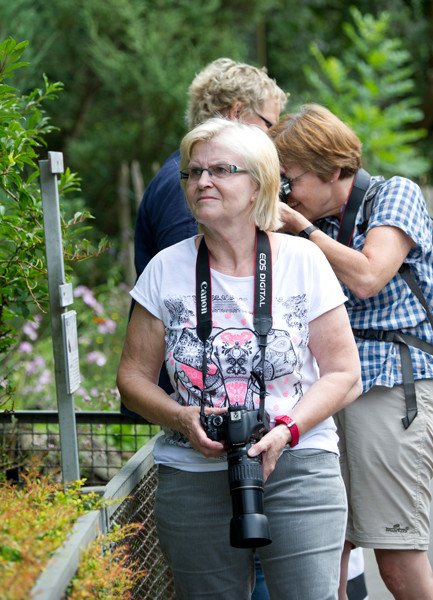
203, 412, 227, 442
203, 405, 272, 548
279, 175, 291, 203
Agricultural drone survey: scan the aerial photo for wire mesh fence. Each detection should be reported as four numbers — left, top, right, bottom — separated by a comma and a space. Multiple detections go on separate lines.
1, 411, 175, 598
0, 410, 161, 486
108, 463, 175, 599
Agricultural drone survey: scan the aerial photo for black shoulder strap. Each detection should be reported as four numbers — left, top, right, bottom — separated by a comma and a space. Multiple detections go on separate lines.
196, 238, 213, 344
196, 230, 273, 422
357, 176, 386, 235
337, 168, 371, 246
399, 263, 433, 329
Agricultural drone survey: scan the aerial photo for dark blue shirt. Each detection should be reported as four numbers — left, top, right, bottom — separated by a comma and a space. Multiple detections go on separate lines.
134, 149, 198, 279
122, 149, 198, 413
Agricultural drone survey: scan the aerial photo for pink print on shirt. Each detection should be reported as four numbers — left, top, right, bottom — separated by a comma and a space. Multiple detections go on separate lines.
172, 324, 297, 411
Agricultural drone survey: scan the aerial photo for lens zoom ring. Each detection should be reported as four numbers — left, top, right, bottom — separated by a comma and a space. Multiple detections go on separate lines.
229, 462, 262, 485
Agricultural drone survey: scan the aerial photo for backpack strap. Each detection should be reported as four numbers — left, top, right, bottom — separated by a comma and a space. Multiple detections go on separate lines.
339, 174, 432, 429
352, 328, 433, 429
351, 263, 433, 430
357, 176, 386, 235
337, 168, 371, 245
399, 263, 433, 328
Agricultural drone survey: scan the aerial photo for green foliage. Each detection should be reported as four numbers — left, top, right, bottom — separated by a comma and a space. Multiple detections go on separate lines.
0, 463, 143, 600
303, 7, 431, 178
1, 39, 58, 354
0, 38, 109, 381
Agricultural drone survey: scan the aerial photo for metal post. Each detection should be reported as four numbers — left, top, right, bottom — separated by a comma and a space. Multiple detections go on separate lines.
39, 152, 80, 482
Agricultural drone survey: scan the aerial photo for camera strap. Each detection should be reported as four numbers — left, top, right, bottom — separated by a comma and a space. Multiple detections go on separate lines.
196, 229, 273, 425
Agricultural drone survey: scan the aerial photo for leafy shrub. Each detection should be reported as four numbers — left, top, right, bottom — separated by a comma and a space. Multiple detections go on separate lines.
0, 37, 109, 409
66, 524, 145, 600
304, 7, 431, 179
0, 462, 143, 600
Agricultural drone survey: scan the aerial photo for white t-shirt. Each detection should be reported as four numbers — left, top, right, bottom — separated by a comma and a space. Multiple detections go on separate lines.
131, 234, 347, 471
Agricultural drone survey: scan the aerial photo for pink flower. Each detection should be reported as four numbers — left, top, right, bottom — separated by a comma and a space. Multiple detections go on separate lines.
74, 285, 104, 315
23, 320, 40, 341
97, 318, 116, 334
18, 341, 33, 354
86, 351, 107, 366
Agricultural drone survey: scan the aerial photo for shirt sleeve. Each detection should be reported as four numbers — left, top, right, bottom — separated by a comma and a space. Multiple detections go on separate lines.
278, 236, 347, 323
306, 242, 347, 322
130, 251, 165, 321
367, 176, 432, 263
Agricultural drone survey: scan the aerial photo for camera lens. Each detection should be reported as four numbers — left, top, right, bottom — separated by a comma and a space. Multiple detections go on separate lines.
227, 446, 271, 548
211, 415, 224, 427
279, 176, 291, 202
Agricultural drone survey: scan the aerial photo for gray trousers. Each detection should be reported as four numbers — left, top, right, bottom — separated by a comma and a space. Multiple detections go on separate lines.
154, 449, 347, 600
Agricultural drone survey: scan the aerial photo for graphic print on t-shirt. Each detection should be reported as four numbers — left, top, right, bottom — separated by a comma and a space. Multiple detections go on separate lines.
164, 293, 305, 412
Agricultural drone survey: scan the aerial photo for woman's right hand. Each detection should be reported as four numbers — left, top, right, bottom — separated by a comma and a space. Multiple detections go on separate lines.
176, 405, 228, 458
117, 304, 228, 459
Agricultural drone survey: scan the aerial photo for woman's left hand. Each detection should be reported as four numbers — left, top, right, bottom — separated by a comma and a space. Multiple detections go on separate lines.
247, 425, 291, 482
278, 202, 310, 235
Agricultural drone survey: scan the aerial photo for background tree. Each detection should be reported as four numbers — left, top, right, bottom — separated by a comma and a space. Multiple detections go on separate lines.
0, 0, 279, 283
1, 0, 431, 288
303, 7, 429, 178
266, 1, 433, 176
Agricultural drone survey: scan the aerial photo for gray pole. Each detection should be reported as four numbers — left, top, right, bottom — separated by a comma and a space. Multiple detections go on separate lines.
39, 152, 80, 483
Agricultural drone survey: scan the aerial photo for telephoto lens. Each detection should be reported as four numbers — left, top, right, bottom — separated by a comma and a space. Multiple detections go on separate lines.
227, 444, 272, 548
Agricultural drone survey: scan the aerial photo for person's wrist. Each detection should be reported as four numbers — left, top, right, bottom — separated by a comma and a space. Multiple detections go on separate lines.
274, 415, 300, 447
298, 225, 319, 239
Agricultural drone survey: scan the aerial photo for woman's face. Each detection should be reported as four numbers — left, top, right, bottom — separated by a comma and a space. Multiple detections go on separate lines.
280, 164, 340, 221
185, 139, 258, 230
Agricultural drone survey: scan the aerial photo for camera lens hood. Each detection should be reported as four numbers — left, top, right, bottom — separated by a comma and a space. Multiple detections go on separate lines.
230, 513, 272, 548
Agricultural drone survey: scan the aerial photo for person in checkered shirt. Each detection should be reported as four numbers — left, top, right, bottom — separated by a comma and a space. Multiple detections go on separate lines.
270, 104, 433, 600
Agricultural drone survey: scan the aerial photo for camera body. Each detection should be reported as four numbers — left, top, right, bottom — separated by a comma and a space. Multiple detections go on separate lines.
204, 405, 269, 446
279, 175, 291, 203
203, 405, 272, 548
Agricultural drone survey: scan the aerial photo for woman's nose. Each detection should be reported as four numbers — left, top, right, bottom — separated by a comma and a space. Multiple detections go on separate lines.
197, 169, 214, 186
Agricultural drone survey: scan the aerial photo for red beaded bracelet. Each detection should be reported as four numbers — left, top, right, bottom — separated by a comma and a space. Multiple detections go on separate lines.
274, 415, 300, 448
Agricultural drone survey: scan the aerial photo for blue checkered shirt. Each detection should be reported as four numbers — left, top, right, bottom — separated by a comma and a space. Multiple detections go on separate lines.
318, 175, 433, 393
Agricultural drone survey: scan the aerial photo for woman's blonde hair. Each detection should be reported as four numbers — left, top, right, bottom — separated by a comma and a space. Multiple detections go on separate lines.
180, 118, 282, 232
268, 104, 362, 181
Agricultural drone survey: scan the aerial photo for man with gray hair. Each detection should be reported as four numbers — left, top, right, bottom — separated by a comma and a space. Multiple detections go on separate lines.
131, 58, 287, 393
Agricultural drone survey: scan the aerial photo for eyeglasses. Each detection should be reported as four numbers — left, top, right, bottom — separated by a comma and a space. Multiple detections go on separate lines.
286, 171, 308, 186
255, 112, 275, 129
180, 164, 249, 182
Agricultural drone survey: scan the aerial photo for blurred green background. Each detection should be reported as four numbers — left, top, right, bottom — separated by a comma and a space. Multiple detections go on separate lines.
2, 0, 432, 285
1, 0, 433, 412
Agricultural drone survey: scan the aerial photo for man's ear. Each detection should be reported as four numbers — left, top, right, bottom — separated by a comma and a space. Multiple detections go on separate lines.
228, 102, 243, 121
